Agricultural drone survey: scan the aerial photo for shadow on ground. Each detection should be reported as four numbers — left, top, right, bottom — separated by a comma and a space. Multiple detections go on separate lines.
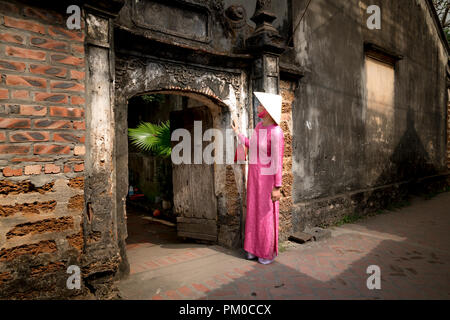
119, 191, 450, 300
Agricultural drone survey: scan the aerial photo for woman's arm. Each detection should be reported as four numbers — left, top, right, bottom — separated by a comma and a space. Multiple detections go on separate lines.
238, 133, 250, 148
231, 117, 250, 148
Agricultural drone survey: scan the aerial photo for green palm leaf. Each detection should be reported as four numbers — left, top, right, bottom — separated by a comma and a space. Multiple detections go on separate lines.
128, 120, 171, 157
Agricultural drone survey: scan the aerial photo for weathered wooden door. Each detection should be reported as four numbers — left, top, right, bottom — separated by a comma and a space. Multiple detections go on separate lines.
170, 106, 218, 241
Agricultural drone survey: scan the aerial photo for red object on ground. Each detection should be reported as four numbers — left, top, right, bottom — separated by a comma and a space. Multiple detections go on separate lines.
153, 209, 161, 217
129, 194, 144, 200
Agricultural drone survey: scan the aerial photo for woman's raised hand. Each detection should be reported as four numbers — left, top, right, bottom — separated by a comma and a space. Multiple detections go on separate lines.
231, 117, 239, 135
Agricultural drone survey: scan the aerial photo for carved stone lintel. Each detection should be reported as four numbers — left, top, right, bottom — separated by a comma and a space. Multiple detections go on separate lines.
115, 55, 242, 103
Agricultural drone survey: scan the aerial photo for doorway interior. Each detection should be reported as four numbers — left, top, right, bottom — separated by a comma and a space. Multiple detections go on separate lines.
125, 92, 219, 275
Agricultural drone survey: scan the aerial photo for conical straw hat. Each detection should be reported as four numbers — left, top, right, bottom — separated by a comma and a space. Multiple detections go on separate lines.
254, 92, 282, 125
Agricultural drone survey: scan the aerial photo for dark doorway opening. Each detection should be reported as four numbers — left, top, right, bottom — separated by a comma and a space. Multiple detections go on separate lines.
126, 93, 178, 246
125, 92, 219, 275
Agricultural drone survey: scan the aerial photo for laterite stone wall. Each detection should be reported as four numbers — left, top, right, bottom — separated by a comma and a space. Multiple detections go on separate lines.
0, 1, 86, 298
278, 79, 295, 241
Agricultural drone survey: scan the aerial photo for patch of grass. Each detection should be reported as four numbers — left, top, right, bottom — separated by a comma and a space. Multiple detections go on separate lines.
385, 199, 411, 212
279, 242, 287, 253
325, 184, 450, 228
334, 213, 361, 226
422, 186, 450, 200
333, 197, 413, 227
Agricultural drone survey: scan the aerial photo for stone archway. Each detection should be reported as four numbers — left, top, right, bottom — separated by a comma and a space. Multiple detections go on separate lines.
113, 53, 251, 274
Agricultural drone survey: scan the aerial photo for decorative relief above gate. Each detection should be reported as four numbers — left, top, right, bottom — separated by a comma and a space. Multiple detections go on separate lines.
131, 0, 214, 43
115, 55, 242, 104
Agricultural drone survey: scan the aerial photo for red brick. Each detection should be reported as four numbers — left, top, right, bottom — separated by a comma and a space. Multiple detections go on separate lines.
34, 119, 71, 129
224, 272, 240, 280
6, 46, 46, 61
0, 118, 30, 128
0, 132, 5, 141
0, 89, 8, 100
50, 54, 84, 67
192, 283, 210, 293
3, 167, 23, 177
74, 163, 84, 172
165, 290, 182, 299
53, 133, 83, 143
6, 75, 46, 89
143, 261, 159, 269
167, 256, 178, 263
155, 258, 169, 266
0, 144, 30, 154
73, 121, 85, 130
204, 280, 220, 290
20, 105, 47, 116
177, 286, 196, 298
0, 60, 26, 72
23, 7, 64, 25
213, 275, 229, 284
0, 32, 24, 44
71, 96, 85, 105
4, 16, 46, 35
50, 81, 84, 92
44, 163, 60, 174
34, 144, 71, 154
48, 26, 84, 42
30, 37, 68, 52
63, 164, 71, 173
30, 64, 67, 78
70, 70, 85, 81
49, 106, 84, 118
71, 44, 84, 55
12, 90, 30, 100
24, 164, 41, 175
10, 131, 50, 142
34, 93, 68, 103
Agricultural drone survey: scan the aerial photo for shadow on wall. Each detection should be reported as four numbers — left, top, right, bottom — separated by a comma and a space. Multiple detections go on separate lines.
376, 106, 439, 185
357, 105, 448, 217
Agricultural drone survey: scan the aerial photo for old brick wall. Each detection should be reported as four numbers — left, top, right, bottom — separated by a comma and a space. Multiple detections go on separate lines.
278, 79, 295, 241
0, 1, 86, 298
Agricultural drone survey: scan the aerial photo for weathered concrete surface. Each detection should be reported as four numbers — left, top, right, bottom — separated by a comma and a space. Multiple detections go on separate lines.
117, 191, 450, 300
288, 0, 450, 229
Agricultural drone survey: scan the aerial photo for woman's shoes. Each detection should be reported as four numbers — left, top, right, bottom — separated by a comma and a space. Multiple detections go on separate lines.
246, 252, 275, 264
246, 252, 257, 260
258, 257, 275, 265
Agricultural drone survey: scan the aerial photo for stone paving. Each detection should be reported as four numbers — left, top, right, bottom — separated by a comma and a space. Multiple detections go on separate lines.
117, 191, 450, 300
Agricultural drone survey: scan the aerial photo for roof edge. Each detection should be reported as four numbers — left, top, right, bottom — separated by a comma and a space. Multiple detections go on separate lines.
425, 0, 450, 56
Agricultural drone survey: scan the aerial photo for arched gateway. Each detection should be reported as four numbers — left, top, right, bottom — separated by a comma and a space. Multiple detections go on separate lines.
113, 53, 250, 269
81, 0, 289, 282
